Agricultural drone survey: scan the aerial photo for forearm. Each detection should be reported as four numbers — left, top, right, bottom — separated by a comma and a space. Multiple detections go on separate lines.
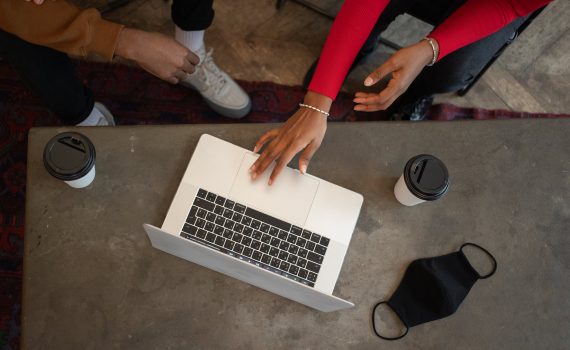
307, 0, 389, 100
430, 0, 551, 60
0, 0, 124, 61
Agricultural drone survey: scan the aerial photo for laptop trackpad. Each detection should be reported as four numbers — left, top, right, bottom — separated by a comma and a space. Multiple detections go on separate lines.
229, 152, 319, 227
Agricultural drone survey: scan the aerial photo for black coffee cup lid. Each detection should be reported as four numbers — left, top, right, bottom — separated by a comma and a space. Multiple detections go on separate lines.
404, 154, 449, 201
43, 132, 96, 181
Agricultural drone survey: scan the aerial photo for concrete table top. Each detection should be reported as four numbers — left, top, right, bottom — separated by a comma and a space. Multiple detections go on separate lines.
24, 120, 569, 349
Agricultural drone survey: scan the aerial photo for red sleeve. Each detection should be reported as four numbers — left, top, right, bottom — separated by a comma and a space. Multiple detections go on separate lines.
430, 0, 551, 60
308, 0, 389, 100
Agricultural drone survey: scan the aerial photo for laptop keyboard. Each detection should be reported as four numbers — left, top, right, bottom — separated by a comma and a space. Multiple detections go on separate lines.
179, 188, 331, 287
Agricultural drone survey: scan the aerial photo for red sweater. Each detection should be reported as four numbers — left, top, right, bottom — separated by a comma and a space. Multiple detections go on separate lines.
308, 0, 551, 100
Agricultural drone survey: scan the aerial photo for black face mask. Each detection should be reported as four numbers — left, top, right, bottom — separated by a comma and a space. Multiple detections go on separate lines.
372, 243, 497, 340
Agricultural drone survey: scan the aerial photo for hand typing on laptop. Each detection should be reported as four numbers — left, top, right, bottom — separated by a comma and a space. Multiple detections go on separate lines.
249, 91, 332, 185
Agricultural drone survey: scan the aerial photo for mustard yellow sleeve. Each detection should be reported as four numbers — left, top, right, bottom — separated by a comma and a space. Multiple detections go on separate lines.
0, 0, 124, 61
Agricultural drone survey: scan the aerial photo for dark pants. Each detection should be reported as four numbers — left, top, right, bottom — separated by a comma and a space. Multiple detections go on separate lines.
0, 0, 214, 125
359, 0, 527, 113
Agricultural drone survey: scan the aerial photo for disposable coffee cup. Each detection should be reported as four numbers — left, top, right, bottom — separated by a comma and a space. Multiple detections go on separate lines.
394, 154, 449, 206
43, 132, 96, 188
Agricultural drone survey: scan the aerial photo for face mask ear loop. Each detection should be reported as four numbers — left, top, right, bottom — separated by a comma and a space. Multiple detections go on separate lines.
372, 301, 409, 341
460, 242, 497, 279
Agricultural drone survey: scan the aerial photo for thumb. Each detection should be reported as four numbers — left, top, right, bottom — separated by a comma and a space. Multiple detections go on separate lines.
364, 59, 398, 87
299, 141, 320, 174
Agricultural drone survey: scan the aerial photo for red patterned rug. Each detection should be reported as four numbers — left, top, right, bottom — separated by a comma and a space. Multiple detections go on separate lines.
0, 60, 567, 349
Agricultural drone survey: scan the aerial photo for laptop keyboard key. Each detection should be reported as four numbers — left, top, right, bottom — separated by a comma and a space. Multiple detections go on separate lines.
234, 204, 246, 214
206, 212, 216, 222
288, 245, 299, 254
260, 224, 270, 233
183, 224, 197, 235
291, 226, 302, 235
269, 227, 279, 237
197, 209, 206, 218
278, 251, 288, 260
279, 241, 290, 251
232, 213, 243, 222
289, 265, 299, 275
306, 261, 321, 273
215, 216, 225, 226
224, 240, 234, 250
234, 244, 244, 254
261, 254, 272, 264
197, 189, 207, 198
260, 244, 270, 253
270, 237, 280, 247
215, 196, 226, 206
224, 200, 235, 209
287, 255, 298, 265
242, 216, 252, 226
205, 222, 215, 232
320, 236, 330, 247
307, 252, 324, 264
206, 192, 216, 202
251, 220, 261, 230
224, 220, 235, 230
233, 233, 243, 242
214, 225, 224, 235
215, 236, 225, 246
286, 235, 297, 244
194, 197, 214, 211
280, 261, 290, 271
296, 238, 307, 248
297, 258, 307, 268
187, 206, 198, 220
270, 258, 281, 268
301, 230, 312, 240
314, 244, 327, 255
278, 230, 288, 240
241, 237, 252, 247
234, 223, 244, 233
298, 269, 308, 279
243, 227, 253, 237
298, 248, 308, 258
252, 231, 262, 240
223, 209, 233, 219
223, 229, 233, 239
243, 247, 253, 257
197, 229, 207, 239
261, 234, 271, 244
252, 251, 262, 261
269, 247, 279, 257
206, 232, 216, 243
310, 233, 321, 243
251, 240, 261, 250
214, 205, 224, 215
307, 272, 317, 282
196, 218, 206, 228
306, 241, 316, 251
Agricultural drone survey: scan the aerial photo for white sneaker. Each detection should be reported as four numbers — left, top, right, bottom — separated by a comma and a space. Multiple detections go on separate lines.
94, 102, 116, 126
180, 45, 251, 119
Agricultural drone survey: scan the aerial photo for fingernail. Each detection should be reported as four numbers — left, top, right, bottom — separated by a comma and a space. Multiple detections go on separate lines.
300, 164, 307, 174
253, 146, 259, 153
364, 78, 373, 86
268, 179, 273, 186
252, 173, 257, 180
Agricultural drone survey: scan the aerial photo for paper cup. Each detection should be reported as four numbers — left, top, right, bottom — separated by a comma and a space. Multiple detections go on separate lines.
394, 154, 449, 206
43, 132, 96, 189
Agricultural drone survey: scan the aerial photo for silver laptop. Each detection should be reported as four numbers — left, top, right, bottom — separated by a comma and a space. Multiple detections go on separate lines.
143, 134, 363, 312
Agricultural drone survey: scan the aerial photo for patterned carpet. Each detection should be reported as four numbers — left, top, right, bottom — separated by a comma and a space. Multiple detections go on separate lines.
0, 60, 567, 349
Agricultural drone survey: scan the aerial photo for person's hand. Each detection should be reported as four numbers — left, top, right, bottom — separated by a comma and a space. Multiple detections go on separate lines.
115, 28, 199, 84
250, 91, 331, 185
353, 39, 437, 111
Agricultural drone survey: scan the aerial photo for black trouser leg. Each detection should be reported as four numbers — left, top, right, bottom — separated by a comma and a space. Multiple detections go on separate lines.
387, 15, 527, 114
0, 29, 94, 125
171, 0, 215, 31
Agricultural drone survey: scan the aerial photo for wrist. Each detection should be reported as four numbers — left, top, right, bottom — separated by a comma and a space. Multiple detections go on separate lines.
115, 28, 138, 60
419, 37, 439, 66
304, 90, 333, 112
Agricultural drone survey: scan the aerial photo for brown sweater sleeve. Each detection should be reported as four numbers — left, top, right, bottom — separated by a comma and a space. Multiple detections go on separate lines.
0, 0, 124, 61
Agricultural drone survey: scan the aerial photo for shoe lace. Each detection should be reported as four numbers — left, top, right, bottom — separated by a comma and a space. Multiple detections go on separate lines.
201, 48, 228, 95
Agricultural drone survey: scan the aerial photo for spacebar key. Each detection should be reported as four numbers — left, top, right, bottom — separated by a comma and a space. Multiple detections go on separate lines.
245, 207, 291, 232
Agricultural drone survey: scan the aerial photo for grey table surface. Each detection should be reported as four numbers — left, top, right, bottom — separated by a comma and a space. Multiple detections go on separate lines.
24, 121, 569, 350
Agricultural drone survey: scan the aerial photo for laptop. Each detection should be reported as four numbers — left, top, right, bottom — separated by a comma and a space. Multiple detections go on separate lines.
143, 134, 363, 312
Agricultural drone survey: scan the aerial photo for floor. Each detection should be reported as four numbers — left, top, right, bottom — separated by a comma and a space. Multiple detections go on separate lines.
86, 0, 569, 114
